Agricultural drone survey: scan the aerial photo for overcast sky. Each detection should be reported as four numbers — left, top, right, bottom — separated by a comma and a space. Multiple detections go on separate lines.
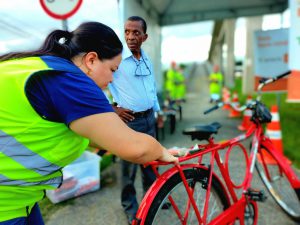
0, 0, 214, 65
0, 0, 290, 65
0, 0, 120, 53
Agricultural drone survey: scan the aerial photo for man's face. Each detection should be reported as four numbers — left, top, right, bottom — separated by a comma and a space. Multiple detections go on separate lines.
124, 20, 147, 53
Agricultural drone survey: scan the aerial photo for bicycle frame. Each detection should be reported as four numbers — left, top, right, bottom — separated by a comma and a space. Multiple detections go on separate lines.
134, 120, 300, 225
133, 71, 300, 225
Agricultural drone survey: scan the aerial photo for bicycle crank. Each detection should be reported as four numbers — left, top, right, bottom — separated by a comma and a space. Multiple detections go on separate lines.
246, 188, 267, 202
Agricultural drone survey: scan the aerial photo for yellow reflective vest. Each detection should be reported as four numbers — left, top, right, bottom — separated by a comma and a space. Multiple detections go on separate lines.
209, 72, 223, 95
0, 56, 89, 221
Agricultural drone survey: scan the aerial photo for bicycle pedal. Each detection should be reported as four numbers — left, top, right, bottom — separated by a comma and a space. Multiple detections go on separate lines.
246, 189, 267, 202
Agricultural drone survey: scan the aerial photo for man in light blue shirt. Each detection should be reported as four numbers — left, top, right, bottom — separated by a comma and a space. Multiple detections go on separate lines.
109, 44, 160, 117
108, 16, 161, 224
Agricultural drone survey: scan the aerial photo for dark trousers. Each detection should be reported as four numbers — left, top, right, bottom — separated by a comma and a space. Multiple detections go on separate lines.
121, 110, 157, 217
0, 203, 44, 225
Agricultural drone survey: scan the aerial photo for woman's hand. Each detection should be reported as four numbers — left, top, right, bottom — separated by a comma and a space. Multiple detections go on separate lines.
157, 148, 179, 164
167, 148, 189, 157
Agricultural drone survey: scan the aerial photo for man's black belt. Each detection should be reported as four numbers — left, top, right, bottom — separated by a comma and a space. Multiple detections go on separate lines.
133, 108, 153, 118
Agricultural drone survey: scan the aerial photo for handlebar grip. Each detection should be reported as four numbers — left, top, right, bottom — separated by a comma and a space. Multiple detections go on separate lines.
204, 102, 223, 114
259, 71, 291, 84
276, 70, 291, 80
204, 105, 218, 114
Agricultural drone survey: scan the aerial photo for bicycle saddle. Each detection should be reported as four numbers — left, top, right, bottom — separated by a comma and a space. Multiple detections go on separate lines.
182, 122, 221, 141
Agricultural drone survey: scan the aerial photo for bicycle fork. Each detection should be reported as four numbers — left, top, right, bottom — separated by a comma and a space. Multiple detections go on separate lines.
170, 152, 222, 225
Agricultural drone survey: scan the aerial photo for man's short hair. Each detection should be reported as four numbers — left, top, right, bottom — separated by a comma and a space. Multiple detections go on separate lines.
127, 16, 147, 33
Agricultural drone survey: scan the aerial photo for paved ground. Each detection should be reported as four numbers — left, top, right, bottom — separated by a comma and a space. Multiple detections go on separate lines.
43, 74, 299, 225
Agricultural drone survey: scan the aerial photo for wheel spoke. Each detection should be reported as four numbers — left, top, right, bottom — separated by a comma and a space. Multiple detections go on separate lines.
144, 168, 230, 225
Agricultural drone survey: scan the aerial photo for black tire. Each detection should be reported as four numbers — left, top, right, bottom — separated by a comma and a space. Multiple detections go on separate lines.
143, 167, 230, 225
255, 146, 300, 222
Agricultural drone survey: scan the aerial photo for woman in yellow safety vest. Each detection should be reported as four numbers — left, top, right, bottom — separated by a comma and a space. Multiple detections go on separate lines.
0, 22, 177, 225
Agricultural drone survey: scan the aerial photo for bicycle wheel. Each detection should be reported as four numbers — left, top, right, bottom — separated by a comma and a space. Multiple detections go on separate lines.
255, 146, 300, 222
143, 167, 230, 225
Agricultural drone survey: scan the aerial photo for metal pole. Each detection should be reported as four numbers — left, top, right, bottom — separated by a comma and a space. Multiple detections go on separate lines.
62, 19, 68, 31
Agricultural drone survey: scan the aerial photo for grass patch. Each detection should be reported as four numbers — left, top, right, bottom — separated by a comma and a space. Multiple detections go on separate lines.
230, 77, 300, 168
261, 93, 300, 168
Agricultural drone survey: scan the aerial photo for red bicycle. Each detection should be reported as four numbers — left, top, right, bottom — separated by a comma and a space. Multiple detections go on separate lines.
132, 71, 300, 225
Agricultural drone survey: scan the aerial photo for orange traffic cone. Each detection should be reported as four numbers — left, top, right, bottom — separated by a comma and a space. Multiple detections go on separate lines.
222, 87, 231, 110
266, 105, 283, 154
258, 105, 291, 164
228, 91, 241, 118
237, 95, 253, 131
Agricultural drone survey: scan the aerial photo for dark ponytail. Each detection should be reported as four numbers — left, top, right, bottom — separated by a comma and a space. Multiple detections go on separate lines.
0, 22, 123, 62
36, 30, 74, 58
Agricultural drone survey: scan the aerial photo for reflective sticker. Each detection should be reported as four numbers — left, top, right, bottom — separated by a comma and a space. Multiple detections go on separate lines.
266, 130, 282, 139
0, 173, 61, 187
0, 130, 60, 176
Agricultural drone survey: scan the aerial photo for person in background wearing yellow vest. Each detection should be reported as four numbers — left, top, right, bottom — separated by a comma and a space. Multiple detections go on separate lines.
165, 61, 177, 102
209, 64, 224, 103
0, 22, 177, 225
174, 65, 186, 102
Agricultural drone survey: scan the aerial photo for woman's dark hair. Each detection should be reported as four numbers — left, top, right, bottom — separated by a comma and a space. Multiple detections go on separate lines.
127, 16, 147, 33
0, 22, 123, 62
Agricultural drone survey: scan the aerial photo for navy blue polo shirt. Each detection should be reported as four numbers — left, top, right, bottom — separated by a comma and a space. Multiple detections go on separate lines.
25, 59, 113, 126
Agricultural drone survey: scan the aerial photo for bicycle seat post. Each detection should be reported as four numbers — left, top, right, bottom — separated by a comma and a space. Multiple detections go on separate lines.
208, 136, 215, 145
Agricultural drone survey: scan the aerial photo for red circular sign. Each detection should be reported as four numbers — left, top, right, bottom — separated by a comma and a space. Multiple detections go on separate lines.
40, 0, 83, 20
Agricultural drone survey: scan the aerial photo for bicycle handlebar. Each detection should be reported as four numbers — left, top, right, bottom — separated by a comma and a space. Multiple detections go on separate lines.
258, 71, 291, 84
228, 103, 248, 112
204, 71, 291, 115
204, 102, 248, 114
204, 102, 224, 114
257, 71, 291, 101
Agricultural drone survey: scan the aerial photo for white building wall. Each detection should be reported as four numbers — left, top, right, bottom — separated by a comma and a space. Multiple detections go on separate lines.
118, 0, 163, 92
